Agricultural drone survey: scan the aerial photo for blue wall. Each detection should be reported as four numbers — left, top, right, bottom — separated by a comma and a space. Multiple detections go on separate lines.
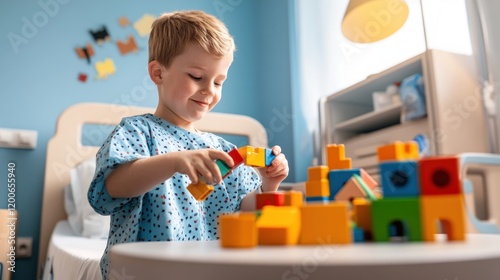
0, 0, 299, 279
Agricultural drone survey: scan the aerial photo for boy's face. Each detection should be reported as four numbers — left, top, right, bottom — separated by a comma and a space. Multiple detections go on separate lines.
153, 43, 233, 131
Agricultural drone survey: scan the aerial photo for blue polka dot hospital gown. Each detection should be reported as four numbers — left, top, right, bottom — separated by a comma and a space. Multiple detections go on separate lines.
87, 114, 261, 279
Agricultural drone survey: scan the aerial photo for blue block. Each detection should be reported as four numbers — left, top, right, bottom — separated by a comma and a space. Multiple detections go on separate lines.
305, 196, 329, 204
328, 168, 361, 200
265, 148, 276, 166
353, 226, 365, 243
379, 161, 419, 198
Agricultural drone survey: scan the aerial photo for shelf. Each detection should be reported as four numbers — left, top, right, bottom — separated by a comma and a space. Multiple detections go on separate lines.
335, 104, 402, 134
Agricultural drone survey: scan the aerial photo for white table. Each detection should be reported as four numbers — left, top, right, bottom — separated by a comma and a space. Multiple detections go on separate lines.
109, 234, 500, 280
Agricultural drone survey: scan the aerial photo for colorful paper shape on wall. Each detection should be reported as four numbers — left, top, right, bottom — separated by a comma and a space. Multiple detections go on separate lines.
78, 73, 88, 82
89, 26, 111, 45
95, 58, 116, 79
75, 43, 95, 64
134, 14, 156, 37
116, 35, 138, 55
118, 16, 130, 27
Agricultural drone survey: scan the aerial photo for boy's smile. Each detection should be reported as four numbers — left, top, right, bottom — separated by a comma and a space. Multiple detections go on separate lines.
150, 43, 233, 132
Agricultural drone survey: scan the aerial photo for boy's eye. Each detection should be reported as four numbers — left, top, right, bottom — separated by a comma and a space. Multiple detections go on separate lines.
189, 74, 201, 81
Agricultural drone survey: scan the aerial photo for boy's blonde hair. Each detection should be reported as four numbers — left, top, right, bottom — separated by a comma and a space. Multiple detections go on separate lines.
148, 10, 235, 67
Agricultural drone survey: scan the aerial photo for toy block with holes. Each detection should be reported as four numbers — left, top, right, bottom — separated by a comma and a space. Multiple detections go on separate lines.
299, 202, 351, 244
219, 212, 258, 248
377, 141, 419, 162
419, 156, 461, 196
256, 206, 301, 245
326, 144, 352, 170
420, 194, 466, 241
379, 160, 419, 198
187, 178, 214, 201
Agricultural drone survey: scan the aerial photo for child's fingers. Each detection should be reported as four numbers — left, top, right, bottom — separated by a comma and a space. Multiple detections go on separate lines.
208, 149, 235, 167
267, 152, 286, 172
272, 145, 282, 155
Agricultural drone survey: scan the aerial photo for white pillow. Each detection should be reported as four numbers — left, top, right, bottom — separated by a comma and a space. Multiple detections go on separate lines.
64, 157, 110, 239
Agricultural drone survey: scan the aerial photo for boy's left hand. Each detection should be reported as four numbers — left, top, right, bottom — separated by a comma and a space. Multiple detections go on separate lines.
256, 145, 289, 192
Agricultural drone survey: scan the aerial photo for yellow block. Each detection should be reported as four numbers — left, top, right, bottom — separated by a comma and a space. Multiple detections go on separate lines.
256, 206, 301, 245
305, 180, 330, 197
377, 141, 419, 162
420, 194, 466, 241
299, 202, 351, 244
238, 145, 266, 167
219, 213, 257, 248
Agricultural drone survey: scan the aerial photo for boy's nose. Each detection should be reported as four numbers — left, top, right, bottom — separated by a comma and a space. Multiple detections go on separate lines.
201, 83, 216, 95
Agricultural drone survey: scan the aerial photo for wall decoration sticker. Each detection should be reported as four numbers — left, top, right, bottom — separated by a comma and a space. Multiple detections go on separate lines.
133, 14, 157, 37
75, 43, 95, 64
118, 16, 130, 27
116, 35, 138, 55
89, 26, 111, 45
95, 58, 116, 79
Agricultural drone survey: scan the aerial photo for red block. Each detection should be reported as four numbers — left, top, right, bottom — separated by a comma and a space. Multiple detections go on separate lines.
419, 156, 461, 196
256, 192, 285, 210
228, 148, 244, 167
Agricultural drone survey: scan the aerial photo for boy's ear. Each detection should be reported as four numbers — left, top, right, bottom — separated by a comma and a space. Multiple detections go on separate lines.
148, 61, 163, 85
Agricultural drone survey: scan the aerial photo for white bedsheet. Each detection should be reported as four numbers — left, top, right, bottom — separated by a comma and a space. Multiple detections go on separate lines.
43, 221, 106, 280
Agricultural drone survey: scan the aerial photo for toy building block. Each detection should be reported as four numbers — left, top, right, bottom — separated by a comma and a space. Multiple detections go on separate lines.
228, 148, 245, 167
419, 156, 461, 196
371, 198, 423, 242
352, 198, 372, 240
187, 179, 214, 201
256, 192, 285, 210
379, 160, 420, 198
305, 196, 329, 204
352, 225, 365, 243
327, 168, 361, 200
326, 144, 352, 170
420, 194, 466, 241
216, 159, 232, 178
352, 174, 378, 201
305, 166, 330, 198
334, 176, 367, 202
377, 141, 419, 162
256, 206, 301, 245
219, 213, 258, 248
265, 148, 276, 166
284, 190, 304, 207
360, 168, 378, 190
238, 145, 266, 167
299, 202, 351, 244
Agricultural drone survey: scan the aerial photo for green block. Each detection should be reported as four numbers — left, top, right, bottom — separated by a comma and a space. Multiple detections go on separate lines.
371, 198, 422, 242
216, 159, 231, 178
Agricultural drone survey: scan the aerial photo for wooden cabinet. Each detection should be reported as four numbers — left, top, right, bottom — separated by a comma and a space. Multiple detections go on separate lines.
319, 49, 489, 181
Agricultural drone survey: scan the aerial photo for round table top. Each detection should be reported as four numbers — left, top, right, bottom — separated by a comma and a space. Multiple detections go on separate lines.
109, 234, 500, 280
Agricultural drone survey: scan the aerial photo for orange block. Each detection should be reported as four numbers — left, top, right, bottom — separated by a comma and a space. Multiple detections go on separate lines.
219, 213, 257, 248
360, 169, 378, 190
307, 166, 329, 181
305, 180, 330, 197
284, 190, 304, 207
187, 180, 214, 201
420, 194, 466, 241
326, 144, 352, 170
377, 141, 419, 162
256, 206, 301, 245
334, 177, 366, 202
352, 198, 372, 235
299, 202, 351, 244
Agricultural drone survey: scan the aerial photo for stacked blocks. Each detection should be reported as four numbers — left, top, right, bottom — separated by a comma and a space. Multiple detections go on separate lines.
187, 146, 274, 201
218, 141, 467, 249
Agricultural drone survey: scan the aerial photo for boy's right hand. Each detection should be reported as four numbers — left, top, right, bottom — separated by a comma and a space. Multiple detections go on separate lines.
172, 149, 234, 185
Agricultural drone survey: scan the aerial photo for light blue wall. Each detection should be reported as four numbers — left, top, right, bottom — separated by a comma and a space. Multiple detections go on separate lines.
0, 0, 300, 279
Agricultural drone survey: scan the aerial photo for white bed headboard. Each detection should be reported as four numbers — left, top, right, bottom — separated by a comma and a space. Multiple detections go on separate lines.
37, 102, 267, 278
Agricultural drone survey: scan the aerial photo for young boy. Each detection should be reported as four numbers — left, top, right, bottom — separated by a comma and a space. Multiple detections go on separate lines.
88, 10, 289, 279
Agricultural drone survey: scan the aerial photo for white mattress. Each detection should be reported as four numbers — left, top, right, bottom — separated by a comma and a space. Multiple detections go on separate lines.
43, 221, 106, 280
